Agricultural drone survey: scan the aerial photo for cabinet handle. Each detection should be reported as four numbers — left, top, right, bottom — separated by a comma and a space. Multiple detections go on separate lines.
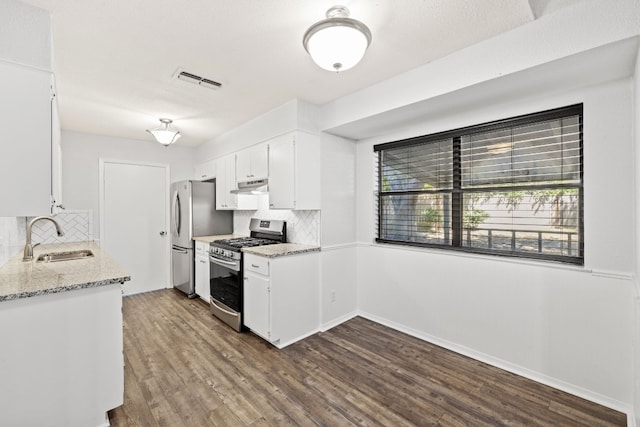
199, 260, 206, 263
251, 264, 260, 268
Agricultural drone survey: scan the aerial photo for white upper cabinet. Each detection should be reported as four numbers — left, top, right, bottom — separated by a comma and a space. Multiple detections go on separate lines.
236, 143, 268, 182
0, 61, 53, 216
51, 76, 62, 211
216, 154, 237, 210
268, 131, 320, 210
0, 2, 58, 216
193, 159, 216, 181
216, 154, 257, 210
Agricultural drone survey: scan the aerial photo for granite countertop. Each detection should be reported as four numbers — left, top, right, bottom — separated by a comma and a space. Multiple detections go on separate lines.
193, 234, 245, 243
242, 243, 321, 258
0, 241, 130, 302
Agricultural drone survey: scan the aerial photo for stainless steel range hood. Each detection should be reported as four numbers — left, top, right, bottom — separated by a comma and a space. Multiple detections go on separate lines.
230, 178, 268, 194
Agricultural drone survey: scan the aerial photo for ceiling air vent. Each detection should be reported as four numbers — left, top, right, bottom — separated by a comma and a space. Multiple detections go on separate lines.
173, 69, 222, 90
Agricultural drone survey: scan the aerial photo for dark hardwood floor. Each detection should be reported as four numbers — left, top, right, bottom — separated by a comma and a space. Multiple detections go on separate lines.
108, 289, 626, 426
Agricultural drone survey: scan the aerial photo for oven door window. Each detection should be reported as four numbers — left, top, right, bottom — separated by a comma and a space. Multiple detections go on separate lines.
210, 262, 241, 312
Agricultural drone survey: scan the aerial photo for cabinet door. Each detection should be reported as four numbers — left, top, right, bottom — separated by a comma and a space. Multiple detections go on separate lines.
243, 272, 270, 340
224, 155, 238, 209
194, 160, 216, 181
215, 155, 236, 209
195, 254, 210, 302
215, 158, 226, 209
51, 77, 62, 211
268, 135, 295, 209
236, 149, 252, 181
237, 144, 268, 181
0, 62, 52, 216
251, 143, 269, 180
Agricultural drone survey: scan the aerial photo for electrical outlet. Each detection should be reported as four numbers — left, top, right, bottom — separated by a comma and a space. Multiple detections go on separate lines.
331, 290, 336, 303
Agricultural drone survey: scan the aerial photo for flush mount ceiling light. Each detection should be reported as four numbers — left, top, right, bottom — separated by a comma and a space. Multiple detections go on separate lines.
303, 5, 372, 73
146, 118, 181, 146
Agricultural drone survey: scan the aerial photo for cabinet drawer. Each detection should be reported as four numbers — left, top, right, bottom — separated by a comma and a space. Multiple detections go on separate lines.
195, 241, 208, 254
245, 256, 269, 276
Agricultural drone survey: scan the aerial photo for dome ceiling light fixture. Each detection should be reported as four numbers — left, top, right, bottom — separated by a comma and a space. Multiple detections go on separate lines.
302, 5, 372, 73
146, 118, 181, 146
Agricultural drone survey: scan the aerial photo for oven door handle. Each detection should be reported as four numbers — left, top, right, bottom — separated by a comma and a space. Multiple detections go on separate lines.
209, 255, 238, 267
211, 299, 239, 317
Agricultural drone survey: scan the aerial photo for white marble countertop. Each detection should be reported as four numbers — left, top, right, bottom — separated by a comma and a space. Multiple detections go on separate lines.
193, 234, 245, 244
0, 241, 130, 302
242, 243, 321, 258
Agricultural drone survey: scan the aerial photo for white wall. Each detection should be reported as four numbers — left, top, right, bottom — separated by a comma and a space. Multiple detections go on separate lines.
320, 133, 358, 328
61, 131, 196, 240
196, 99, 317, 161
354, 78, 635, 409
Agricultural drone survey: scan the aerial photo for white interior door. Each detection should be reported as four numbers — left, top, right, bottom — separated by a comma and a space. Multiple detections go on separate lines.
101, 161, 169, 296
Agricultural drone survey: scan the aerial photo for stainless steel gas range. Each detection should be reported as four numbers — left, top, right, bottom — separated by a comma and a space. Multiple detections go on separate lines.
208, 218, 286, 331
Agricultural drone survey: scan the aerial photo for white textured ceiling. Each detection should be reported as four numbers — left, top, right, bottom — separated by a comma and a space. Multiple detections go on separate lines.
21, 0, 551, 146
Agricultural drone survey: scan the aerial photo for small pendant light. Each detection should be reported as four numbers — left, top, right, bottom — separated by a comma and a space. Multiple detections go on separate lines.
147, 118, 181, 146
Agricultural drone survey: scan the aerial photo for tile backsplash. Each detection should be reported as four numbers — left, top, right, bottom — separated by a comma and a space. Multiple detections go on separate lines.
0, 217, 26, 267
1, 201, 319, 267
0, 211, 93, 267
29, 210, 93, 244
234, 195, 320, 246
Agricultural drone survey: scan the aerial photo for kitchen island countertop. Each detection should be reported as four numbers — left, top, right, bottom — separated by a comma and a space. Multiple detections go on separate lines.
0, 241, 130, 302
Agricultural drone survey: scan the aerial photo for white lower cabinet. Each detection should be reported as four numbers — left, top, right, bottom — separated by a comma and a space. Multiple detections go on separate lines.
244, 266, 270, 339
195, 241, 210, 303
243, 252, 320, 348
0, 284, 123, 427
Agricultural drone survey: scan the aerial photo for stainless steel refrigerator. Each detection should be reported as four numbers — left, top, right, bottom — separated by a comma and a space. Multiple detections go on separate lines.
171, 180, 232, 297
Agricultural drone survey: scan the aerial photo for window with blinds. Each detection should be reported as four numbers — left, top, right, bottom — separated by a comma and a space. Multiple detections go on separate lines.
374, 104, 583, 264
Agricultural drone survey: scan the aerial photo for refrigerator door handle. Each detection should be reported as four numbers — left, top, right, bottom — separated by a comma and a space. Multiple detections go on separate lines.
174, 192, 182, 237
172, 247, 189, 254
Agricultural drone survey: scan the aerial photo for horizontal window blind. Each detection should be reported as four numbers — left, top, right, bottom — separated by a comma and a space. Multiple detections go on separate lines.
461, 116, 581, 188
374, 104, 583, 264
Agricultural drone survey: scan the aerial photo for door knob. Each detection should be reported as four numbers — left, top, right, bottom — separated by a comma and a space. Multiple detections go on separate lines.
160, 231, 166, 236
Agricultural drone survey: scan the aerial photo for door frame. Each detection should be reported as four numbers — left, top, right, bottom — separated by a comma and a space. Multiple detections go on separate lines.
99, 158, 172, 289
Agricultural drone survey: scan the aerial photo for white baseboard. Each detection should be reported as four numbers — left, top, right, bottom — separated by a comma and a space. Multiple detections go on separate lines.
320, 311, 359, 332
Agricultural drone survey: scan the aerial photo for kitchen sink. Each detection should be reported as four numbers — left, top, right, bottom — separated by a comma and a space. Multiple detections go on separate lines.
36, 249, 94, 263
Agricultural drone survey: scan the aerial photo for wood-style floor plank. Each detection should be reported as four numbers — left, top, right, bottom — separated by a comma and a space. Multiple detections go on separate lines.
109, 289, 627, 427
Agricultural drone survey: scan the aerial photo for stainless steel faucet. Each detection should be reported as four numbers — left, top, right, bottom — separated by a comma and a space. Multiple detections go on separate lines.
23, 216, 65, 262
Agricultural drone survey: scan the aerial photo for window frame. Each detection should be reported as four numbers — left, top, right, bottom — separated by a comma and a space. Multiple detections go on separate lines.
374, 104, 584, 265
